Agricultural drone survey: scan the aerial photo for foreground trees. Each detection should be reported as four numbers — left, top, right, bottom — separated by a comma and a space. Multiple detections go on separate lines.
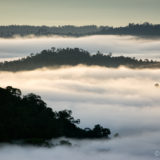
0, 86, 111, 143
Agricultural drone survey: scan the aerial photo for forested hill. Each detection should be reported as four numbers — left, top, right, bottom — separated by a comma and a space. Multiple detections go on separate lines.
0, 86, 111, 144
0, 48, 159, 72
0, 22, 160, 37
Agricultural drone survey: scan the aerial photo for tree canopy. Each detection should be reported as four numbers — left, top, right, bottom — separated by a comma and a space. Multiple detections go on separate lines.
0, 23, 160, 37
0, 86, 111, 143
0, 47, 159, 72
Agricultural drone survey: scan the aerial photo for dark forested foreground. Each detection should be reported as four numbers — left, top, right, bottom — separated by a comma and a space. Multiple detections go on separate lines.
0, 22, 160, 37
0, 86, 111, 145
0, 47, 159, 71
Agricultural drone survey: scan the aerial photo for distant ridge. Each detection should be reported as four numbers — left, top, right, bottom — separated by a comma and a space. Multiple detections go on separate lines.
0, 47, 159, 72
0, 22, 160, 38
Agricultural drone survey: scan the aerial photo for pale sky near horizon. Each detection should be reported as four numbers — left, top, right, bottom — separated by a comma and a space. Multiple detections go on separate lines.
0, 0, 159, 26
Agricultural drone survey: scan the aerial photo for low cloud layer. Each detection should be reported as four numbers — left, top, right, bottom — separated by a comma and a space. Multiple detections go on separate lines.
0, 66, 160, 135
0, 65, 160, 159
0, 35, 160, 60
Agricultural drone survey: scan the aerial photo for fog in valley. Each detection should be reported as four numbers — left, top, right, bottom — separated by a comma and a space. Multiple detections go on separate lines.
1, 35, 160, 61
0, 134, 160, 160
0, 35, 160, 160
0, 65, 160, 159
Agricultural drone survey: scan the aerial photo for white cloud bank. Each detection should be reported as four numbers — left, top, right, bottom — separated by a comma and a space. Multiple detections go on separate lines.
0, 35, 160, 60
0, 66, 160, 134
0, 65, 160, 160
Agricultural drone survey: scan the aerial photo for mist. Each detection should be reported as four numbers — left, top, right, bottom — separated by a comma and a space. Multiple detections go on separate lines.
0, 66, 160, 135
1, 35, 160, 61
1, 64, 160, 159
0, 132, 159, 160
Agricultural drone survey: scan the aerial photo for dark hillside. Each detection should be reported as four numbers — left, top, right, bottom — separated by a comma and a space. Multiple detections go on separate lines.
0, 48, 159, 72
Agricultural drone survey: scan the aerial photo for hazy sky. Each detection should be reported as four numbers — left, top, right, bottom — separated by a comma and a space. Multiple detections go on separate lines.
0, 0, 160, 26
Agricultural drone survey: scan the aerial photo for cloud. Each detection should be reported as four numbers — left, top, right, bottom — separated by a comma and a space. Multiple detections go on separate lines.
0, 66, 160, 135
1, 35, 160, 61
0, 65, 160, 159
0, 132, 159, 160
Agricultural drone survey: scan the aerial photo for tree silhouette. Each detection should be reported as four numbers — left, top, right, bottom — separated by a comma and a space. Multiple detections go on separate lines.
0, 86, 111, 144
0, 47, 158, 72
0, 23, 160, 38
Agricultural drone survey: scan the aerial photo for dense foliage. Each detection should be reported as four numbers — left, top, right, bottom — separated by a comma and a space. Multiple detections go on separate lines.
0, 47, 158, 71
0, 22, 160, 37
0, 86, 111, 143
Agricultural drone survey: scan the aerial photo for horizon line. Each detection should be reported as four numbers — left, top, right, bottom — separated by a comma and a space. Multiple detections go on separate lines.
0, 22, 159, 27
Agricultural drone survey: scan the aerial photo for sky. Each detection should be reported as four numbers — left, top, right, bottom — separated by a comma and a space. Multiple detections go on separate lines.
0, 0, 160, 26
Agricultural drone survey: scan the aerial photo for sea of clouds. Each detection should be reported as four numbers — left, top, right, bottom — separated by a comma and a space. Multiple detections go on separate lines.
0, 35, 160, 61
0, 35, 160, 159
0, 65, 160, 159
